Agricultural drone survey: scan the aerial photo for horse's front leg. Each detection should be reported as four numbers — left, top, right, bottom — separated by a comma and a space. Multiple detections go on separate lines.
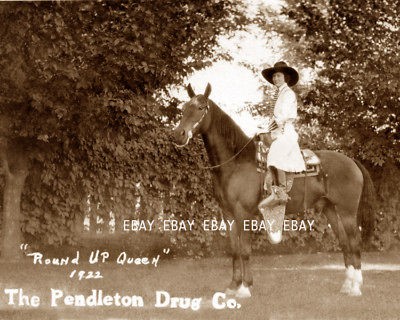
235, 229, 252, 298
226, 221, 241, 295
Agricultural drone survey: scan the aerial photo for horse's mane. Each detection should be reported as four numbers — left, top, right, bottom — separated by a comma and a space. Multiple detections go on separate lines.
207, 100, 255, 157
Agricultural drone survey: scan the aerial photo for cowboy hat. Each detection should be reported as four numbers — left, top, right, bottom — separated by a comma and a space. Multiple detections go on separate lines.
261, 61, 299, 87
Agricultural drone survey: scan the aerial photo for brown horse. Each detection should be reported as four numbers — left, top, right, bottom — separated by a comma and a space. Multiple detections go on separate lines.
172, 84, 375, 297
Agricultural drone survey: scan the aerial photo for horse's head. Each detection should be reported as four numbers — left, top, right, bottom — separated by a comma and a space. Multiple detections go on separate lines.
173, 83, 212, 147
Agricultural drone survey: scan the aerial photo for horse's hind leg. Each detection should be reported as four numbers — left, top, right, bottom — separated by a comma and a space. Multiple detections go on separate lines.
339, 211, 363, 296
322, 202, 356, 294
324, 201, 363, 296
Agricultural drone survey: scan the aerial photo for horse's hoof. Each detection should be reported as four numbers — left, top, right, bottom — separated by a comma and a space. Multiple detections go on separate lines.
348, 281, 362, 296
225, 288, 237, 296
348, 288, 362, 296
340, 281, 352, 294
235, 284, 251, 298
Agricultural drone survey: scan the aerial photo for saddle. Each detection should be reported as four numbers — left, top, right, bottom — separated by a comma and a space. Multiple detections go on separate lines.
255, 132, 321, 177
296, 149, 321, 178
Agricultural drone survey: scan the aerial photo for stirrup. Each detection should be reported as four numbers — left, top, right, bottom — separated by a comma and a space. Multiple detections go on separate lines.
258, 192, 278, 211
258, 186, 289, 211
273, 185, 290, 204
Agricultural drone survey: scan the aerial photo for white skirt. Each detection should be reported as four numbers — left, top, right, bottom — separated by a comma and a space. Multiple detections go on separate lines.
267, 123, 306, 172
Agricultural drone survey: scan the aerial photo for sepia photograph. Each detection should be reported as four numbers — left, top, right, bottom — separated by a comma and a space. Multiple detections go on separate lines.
0, 0, 399, 319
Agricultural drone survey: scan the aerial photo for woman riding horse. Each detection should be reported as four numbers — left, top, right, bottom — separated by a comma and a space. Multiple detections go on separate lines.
258, 62, 305, 205
172, 74, 375, 298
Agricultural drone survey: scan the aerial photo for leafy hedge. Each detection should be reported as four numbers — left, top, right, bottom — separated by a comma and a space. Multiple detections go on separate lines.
1, 1, 398, 257
0, 1, 247, 254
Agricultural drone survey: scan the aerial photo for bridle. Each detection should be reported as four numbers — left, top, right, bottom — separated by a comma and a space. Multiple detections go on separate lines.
174, 99, 210, 148
191, 100, 209, 131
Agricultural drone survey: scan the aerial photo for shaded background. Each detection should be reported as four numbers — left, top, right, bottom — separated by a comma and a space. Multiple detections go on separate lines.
0, 0, 398, 272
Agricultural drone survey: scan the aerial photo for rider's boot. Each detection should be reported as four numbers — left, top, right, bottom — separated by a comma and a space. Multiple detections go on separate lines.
258, 168, 289, 244
258, 168, 289, 211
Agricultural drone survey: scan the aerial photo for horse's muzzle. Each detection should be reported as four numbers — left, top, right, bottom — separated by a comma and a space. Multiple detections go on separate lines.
173, 127, 192, 147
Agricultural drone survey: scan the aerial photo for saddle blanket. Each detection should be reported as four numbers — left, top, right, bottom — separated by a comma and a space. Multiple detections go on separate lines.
295, 149, 321, 177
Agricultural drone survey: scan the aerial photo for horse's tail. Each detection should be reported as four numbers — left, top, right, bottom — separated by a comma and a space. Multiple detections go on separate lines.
354, 159, 376, 245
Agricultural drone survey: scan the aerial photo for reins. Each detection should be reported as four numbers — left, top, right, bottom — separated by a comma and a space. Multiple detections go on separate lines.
200, 135, 255, 170
199, 121, 276, 170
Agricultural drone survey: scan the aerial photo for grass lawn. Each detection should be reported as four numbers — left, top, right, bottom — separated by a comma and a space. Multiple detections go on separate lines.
0, 251, 399, 320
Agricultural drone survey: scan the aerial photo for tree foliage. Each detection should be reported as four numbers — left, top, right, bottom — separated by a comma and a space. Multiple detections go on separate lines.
280, 0, 399, 165
0, 1, 248, 252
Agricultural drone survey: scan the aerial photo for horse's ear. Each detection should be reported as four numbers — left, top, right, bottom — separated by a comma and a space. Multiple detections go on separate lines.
187, 84, 196, 98
204, 83, 212, 99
